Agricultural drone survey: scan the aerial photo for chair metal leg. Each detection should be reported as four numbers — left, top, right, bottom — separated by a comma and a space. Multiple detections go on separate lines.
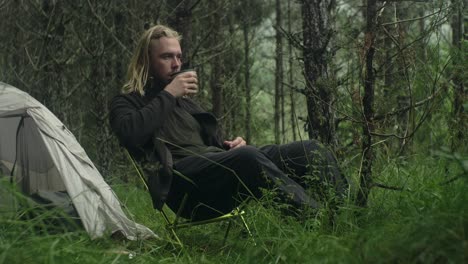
222, 219, 233, 247
164, 193, 190, 248
168, 226, 184, 248
160, 210, 184, 248
173, 193, 189, 228
238, 210, 256, 245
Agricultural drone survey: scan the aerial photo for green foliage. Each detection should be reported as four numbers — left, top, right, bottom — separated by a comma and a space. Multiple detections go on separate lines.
356, 154, 468, 263
2, 151, 467, 263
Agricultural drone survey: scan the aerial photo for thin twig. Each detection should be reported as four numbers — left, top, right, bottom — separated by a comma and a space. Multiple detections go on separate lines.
373, 86, 442, 121
275, 25, 304, 50
86, 0, 131, 56
381, 7, 449, 26
24, 47, 40, 71
190, 0, 202, 11
440, 173, 465, 185
372, 182, 404, 191
0, 0, 10, 11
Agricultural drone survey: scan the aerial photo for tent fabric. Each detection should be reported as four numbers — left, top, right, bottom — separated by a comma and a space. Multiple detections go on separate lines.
0, 82, 156, 240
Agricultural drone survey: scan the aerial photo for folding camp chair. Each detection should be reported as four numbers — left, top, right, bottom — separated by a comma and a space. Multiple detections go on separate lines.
125, 150, 254, 247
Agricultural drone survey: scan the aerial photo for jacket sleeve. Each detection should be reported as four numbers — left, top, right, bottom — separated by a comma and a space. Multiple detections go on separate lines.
109, 91, 176, 147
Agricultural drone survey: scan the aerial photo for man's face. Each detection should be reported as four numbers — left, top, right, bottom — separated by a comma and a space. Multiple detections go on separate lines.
149, 37, 182, 82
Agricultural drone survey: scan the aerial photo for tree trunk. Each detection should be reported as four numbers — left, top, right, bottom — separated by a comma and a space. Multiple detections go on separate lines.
288, 0, 297, 141
301, 0, 335, 145
357, 0, 378, 207
395, 2, 411, 152
418, 8, 427, 61
451, 0, 467, 144
287, 0, 297, 141
88, 2, 114, 177
382, 3, 395, 127
210, 4, 224, 118
168, 0, 193, 65
41, 0, 70, 126
275, 0, 283, 144
243, 20, 252, 143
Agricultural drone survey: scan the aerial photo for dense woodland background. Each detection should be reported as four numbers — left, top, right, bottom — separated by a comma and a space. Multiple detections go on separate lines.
1, 0, 468, 262
1, 0, 466, 205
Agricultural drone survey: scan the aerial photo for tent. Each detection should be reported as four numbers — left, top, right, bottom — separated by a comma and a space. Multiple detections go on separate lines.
0, 82, 156, 240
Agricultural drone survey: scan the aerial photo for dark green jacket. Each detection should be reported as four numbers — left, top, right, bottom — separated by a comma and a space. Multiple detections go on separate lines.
109, 85, 224, 210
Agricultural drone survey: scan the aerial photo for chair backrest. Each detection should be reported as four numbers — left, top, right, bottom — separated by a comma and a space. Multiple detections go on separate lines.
124, 149, 197, 189
123, 147, 254, 247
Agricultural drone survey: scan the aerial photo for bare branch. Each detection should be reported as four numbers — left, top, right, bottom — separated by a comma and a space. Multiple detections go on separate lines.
24, 47, 40, 71
381, 7, 449, 26
376, 9, 450, 74
275, 25, 304, 50
370, 131, 406, 140
86, 0, 131, 56
191, 27, 215, 61
374, 88, 441, 121
190, 0, 203, 11
0, 0, 10, 11
372, 182, 405, 191
282, 81, 306, 95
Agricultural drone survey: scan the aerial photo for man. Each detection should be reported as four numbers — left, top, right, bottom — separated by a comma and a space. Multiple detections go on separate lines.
110, 25, 347, 221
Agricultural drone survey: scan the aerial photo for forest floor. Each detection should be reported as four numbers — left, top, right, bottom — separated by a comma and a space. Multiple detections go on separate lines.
1, 151, 467, 263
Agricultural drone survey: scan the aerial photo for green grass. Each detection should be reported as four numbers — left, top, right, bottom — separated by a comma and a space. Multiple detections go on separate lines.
1, 153, 467, 263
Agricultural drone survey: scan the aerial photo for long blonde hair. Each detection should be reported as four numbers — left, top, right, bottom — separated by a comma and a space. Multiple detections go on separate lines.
122, 25, 181, 95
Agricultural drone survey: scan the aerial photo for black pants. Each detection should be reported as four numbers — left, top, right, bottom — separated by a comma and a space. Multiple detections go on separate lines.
166, 140, 348, 220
